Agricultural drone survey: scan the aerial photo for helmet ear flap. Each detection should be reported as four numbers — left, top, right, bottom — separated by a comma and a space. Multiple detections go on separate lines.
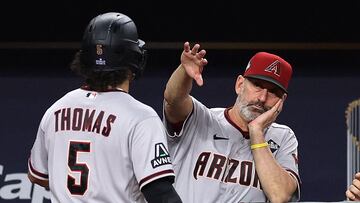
132, 40, 147, 79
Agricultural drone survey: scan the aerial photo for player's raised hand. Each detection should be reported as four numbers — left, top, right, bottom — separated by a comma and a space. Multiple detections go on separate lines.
346, 172, 360, 201
181, 42, 208, 86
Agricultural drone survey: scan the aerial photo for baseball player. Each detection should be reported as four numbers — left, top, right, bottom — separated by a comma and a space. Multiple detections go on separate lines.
346, 172, 360, 201
27, 12, 182, 203
162, 42, 301, 202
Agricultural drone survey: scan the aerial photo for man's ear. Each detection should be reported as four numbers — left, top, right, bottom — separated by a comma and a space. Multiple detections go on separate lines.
282, 93, 287, 101
235, 75, 245, 94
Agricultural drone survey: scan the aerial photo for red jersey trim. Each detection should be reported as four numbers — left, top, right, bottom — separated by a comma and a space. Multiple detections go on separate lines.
28, 159, 49, 179
224, 107, 250, 139
286, 169, 302, 185
139, 169, 175, 188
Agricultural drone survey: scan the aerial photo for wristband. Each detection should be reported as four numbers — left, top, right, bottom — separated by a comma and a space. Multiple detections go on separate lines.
251, 142, 269, 150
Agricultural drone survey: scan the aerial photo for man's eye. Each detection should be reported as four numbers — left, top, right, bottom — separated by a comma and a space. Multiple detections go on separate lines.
269, 89, 276, 94
270, 90, 283, 98
253, 82, 261, 87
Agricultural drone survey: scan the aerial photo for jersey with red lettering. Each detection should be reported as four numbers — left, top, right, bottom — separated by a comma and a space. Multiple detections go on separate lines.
28, 88, 175, 203
163, 97, 300, 203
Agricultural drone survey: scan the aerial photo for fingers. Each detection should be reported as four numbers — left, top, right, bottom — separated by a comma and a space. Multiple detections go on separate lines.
194, 74, 203, 86
348, 185, 360, 200
272, 98, 284, 115
201, 58, 208, 66
197, 49, 206, 59
345, 173, 360, 200
183, 42, 190, 52
353, 178, 360, 190
191, 44, 200, 55
193, 46, 207, 67
346, 190, 357, 200
183, 42, 208, 66
184, 42, 206, 59
186, 67, 203, 86
273, 94, 286, 115
181, 41, 207, 86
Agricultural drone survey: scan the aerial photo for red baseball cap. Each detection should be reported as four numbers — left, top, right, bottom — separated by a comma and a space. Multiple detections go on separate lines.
243, 52, 292, 93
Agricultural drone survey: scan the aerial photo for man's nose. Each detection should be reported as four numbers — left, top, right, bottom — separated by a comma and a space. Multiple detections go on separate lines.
258, 88, 268, 102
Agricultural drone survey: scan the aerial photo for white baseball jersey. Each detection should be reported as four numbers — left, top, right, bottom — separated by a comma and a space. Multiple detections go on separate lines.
28, 87, 175, 203
163, 97, 301, 203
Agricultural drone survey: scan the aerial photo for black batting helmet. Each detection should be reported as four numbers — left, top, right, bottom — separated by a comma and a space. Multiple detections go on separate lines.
80, 12, 147, 79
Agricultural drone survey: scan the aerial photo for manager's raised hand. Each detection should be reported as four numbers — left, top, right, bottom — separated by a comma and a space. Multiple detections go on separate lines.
180, 42, 208, 86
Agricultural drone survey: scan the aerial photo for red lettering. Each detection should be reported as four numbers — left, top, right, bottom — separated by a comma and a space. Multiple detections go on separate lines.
192, 152, 262, 190
206, 154, 226, 179
92, 111, 104, 134
54, 109, 61, 132
54, 108, 115, 137
102, 115, 116, 137
239, 161, 252, 186
61, 108, 71, 131
224, 159, 239, 183
82, 109, 95, 132
72, 108, 83, 131
193, 152, 211, 180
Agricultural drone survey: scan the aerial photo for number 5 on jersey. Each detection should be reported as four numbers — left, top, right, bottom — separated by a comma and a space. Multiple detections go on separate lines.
67, 141, 91, 195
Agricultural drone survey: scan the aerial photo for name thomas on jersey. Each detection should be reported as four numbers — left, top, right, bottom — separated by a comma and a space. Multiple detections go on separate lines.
54, 107, 116, 137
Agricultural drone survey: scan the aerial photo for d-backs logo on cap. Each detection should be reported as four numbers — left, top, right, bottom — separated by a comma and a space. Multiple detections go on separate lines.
264, 60, 281, 77
243, 52, 293, 93
151, 143, 172, 168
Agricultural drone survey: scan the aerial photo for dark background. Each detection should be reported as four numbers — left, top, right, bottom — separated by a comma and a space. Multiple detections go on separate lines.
1, 1, 360, 75
1, 1, 360, 202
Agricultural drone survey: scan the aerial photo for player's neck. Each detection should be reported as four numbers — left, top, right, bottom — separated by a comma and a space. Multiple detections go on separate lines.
228, 107, 249, 132
114, 80, 130, 93
115, 87, 127, 92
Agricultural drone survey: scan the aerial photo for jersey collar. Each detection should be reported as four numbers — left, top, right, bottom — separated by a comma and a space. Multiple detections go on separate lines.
80, 84, 128, 93
224, 107, 250, 139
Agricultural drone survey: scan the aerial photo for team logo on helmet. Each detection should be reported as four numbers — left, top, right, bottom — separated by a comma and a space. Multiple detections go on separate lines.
96, 44, 103, 55
95, 44, 106, 65
151, 143, 172, 168
95, 58, 106, 65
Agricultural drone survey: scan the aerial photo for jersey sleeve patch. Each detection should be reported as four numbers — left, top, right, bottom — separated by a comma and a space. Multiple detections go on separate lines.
151, 143, 172, 168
